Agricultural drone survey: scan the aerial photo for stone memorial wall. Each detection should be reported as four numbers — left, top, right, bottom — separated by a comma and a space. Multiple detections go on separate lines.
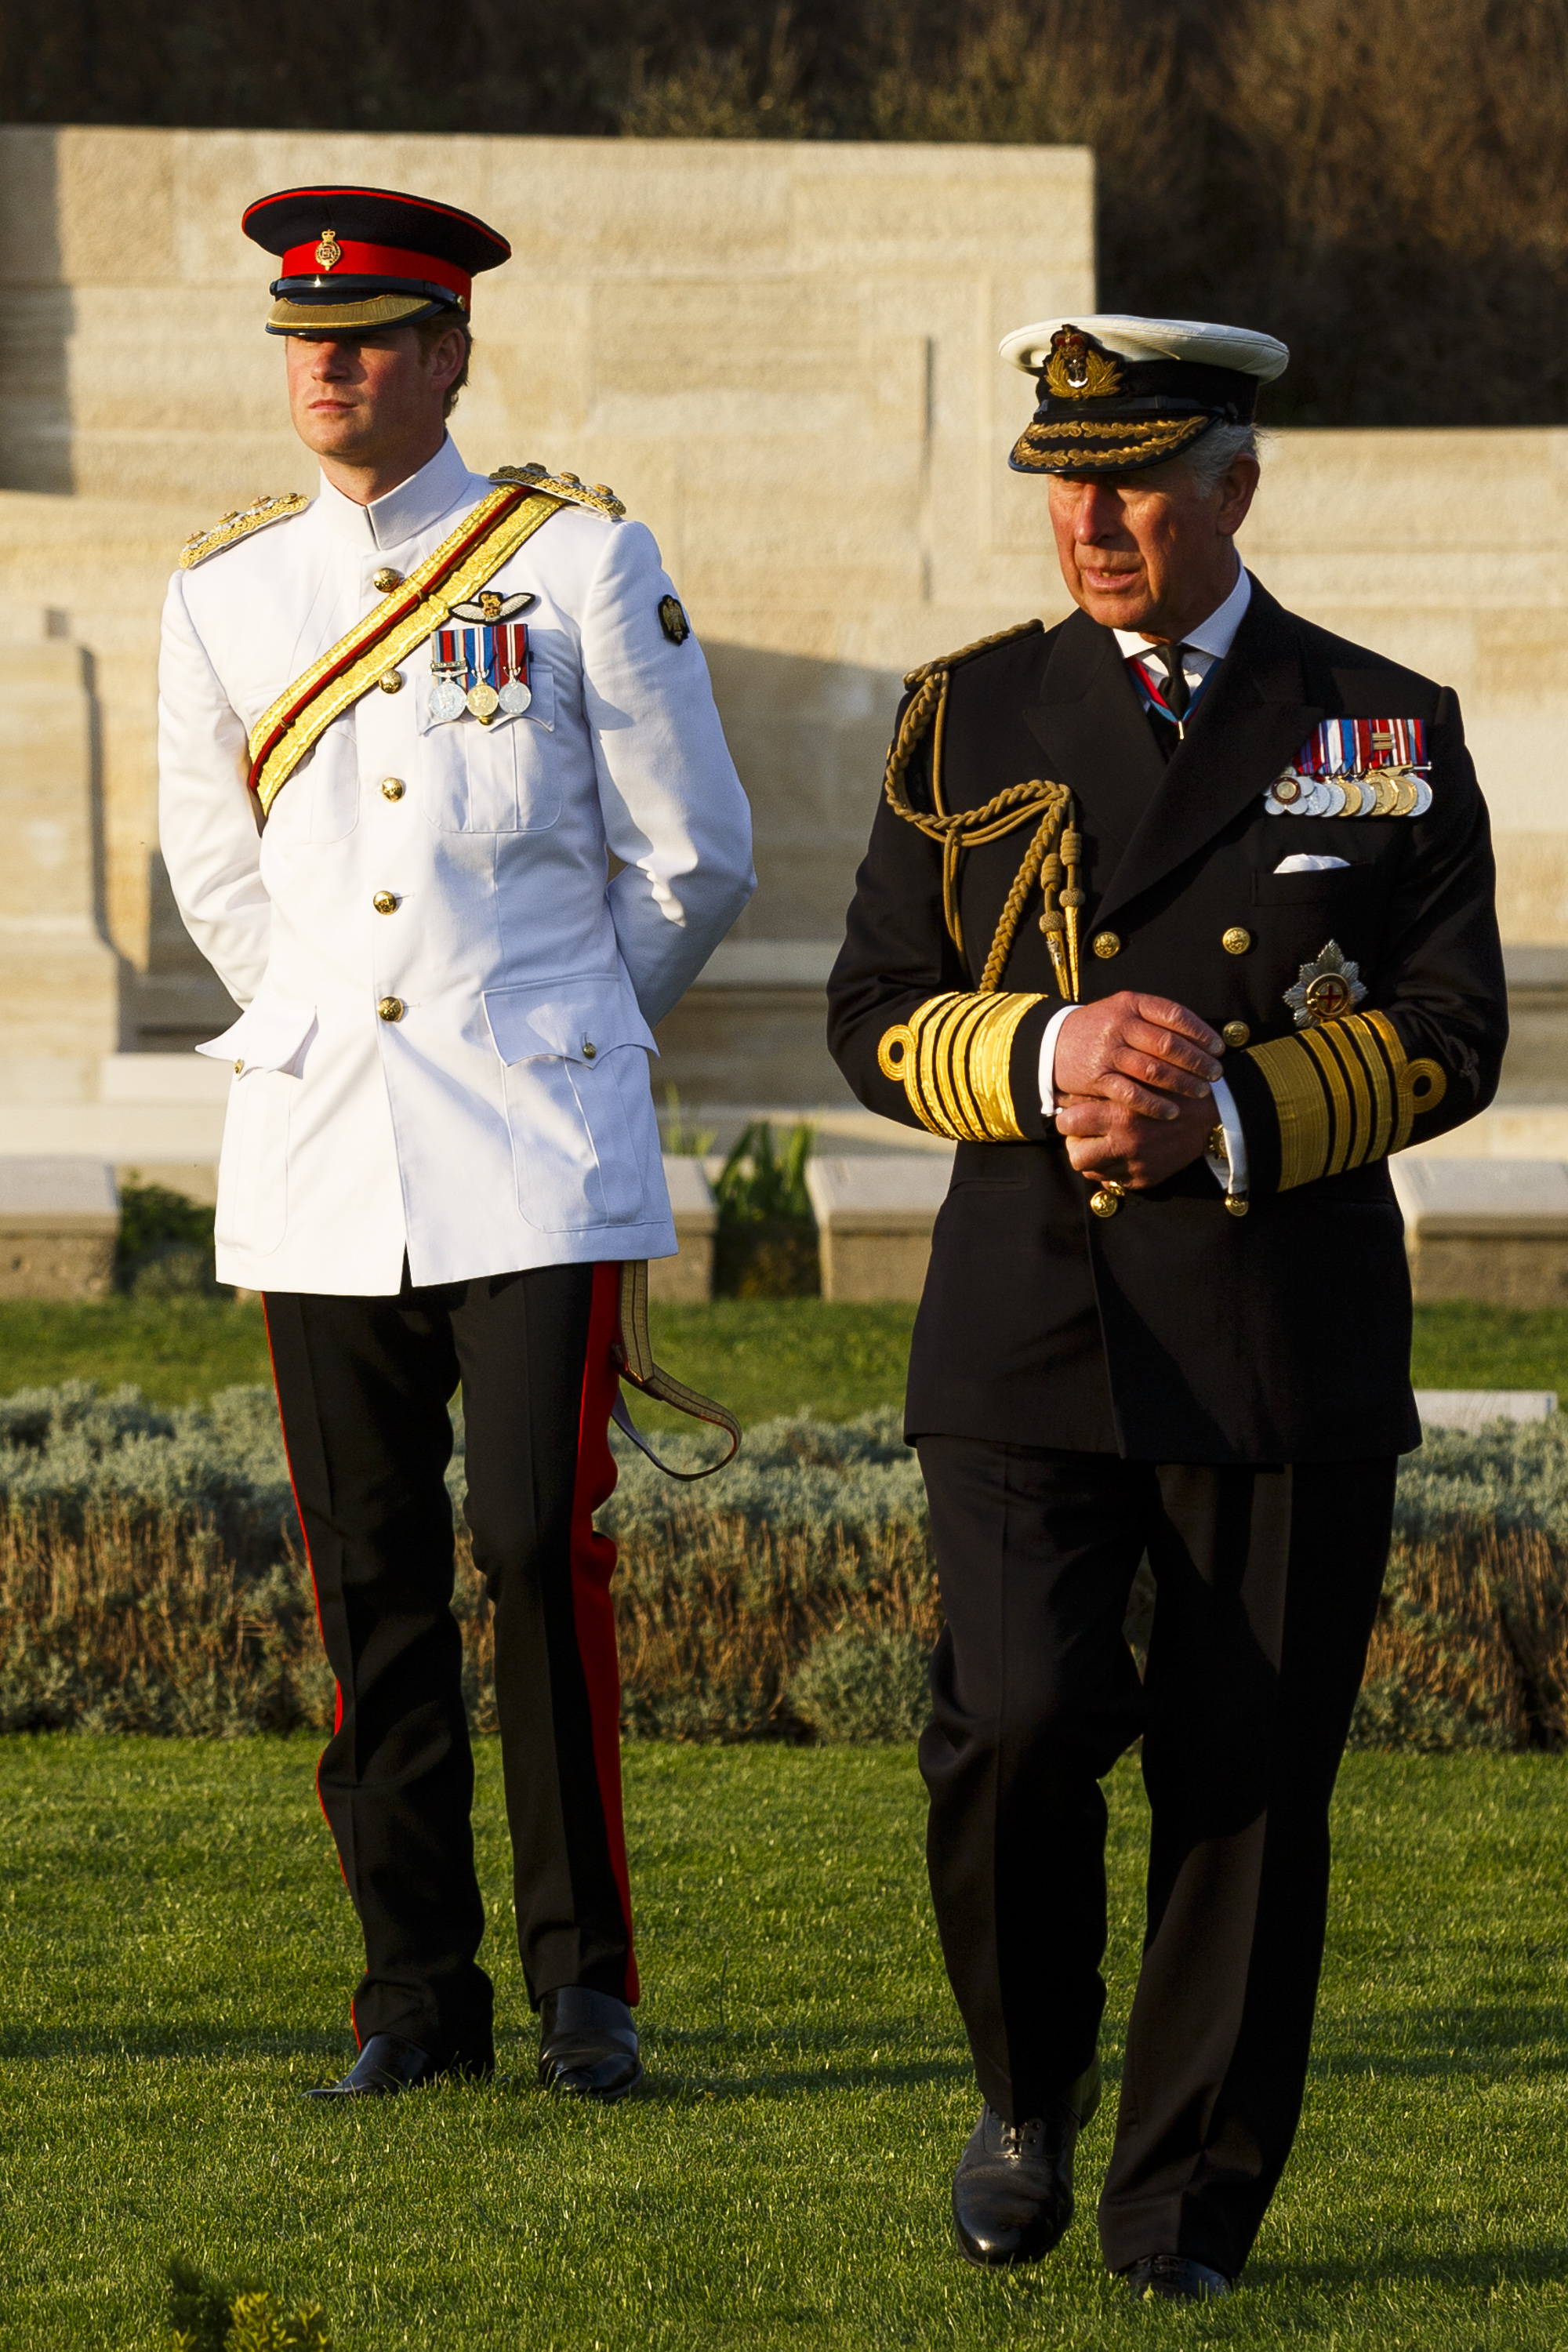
2, 125, 1566, 1137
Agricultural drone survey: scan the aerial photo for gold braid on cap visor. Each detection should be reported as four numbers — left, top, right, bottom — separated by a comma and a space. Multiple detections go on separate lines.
1010, 412, 1211, 472
1244, 1009, 1447, 1189
874, 619, 1076, 1143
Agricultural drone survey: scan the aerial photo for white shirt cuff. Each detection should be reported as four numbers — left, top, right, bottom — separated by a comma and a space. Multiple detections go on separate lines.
1205, 1074, 1249, 1195
1041, 1007, 1247, 1194
1039, 1002, 1080, 1114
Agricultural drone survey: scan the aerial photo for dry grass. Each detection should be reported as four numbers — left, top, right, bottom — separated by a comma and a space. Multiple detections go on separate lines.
5, 1491, 1567, 1751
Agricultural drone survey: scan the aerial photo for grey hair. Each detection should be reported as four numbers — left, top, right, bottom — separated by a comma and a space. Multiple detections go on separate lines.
1181, 421, 1262, 496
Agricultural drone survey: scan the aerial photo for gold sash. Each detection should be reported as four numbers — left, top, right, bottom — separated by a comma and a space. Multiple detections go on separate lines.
245, 482, 568, 823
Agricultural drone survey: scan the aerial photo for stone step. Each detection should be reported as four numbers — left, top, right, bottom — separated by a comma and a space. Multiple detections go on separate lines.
0, 1156, 118, 1299
1388, 1156, 1568, 1304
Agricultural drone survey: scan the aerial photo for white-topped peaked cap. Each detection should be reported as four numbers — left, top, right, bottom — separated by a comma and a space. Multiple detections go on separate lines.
998, 314, 1290, 476
999, 314, 1289, 380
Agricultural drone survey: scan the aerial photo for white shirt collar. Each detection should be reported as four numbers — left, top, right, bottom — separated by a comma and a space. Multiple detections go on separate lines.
315, 434, 474, 553
1112, 563, 1253, 666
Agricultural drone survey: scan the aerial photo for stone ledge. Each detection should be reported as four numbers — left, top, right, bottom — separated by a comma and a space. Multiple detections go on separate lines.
0, 1156, 118, 1298
805, 1152, 953, 1301
1415, 1389, 1558, 1430
647, 1156, 717, 1305
1390, 1156, 1568, 1303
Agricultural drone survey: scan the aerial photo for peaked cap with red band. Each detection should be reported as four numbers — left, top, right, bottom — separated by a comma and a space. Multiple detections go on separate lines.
242, 184, 511, 335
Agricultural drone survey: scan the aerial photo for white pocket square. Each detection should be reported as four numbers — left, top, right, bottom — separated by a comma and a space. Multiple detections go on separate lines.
1274, 854, 1351, 874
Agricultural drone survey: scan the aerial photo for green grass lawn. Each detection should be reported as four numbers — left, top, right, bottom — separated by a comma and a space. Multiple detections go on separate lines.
1, 1739, 1563, 2350
4, 1294, 1568, 1425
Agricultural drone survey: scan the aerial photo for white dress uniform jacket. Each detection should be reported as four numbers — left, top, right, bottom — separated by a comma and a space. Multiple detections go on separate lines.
158, 435, 755, 1294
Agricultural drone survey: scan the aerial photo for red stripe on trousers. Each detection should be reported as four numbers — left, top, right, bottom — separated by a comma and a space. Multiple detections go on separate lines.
572, 1261, 639, 2005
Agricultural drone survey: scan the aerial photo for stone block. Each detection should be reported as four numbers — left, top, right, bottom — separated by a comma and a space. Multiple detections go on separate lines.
805, 1151, 954, 1301
646, 1156, 717, 1305
1414, 1389, 1558, 1431
1389, 1156, 1568, 1303
0, 1156, 117, 1298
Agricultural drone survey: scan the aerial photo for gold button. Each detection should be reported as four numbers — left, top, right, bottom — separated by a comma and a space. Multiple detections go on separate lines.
582, 1040, 597, 1061
234, 1058, 243, 1073
377, 996, 405, 1023
372, 567, 403, 593
372, 891, 398, 915
1221, 926, 1252, 956
1092, 931, 1121, 960
381, 777, 405, 801
378, 670, 404, 695
1089, 1182, 1125, 1219
1221, 1020, 1250, 1049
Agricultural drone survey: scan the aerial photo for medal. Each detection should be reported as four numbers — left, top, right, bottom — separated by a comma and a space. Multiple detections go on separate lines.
1267, 719, 1433, 819
430, 628, 467, 720
495, 621, 532, 714
430, 618, 532, 724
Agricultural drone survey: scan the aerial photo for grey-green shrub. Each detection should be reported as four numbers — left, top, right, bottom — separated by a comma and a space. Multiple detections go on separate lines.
2, 1382, 1566, 1748
791, 1627, 932, 1744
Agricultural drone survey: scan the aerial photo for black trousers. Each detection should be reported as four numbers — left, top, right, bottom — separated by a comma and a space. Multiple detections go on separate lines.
263, 1260, 635, 2064
916, 1439, 1396, 2281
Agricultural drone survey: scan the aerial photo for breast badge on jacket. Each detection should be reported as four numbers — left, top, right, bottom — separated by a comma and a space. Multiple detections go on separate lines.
1265, 717, 1433, 816
1283, 940, 1367, 1027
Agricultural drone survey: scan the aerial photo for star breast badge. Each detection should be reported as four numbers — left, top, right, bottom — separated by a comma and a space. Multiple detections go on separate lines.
1284, 940, 1367, 1028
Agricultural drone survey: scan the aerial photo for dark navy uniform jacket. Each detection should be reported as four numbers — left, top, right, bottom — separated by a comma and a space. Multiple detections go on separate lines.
826, 575, 1508, 1462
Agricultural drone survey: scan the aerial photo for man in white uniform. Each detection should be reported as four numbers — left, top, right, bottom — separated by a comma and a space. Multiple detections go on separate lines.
158, 183, 754, 2100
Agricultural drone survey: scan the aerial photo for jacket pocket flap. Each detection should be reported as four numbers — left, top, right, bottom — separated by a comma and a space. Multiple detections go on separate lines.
485, 975, 657, 1065
196, 990, 318, 1075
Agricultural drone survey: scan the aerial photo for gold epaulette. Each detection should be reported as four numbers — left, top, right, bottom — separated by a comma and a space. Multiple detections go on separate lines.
178, 492, 309, 570
878, 990, 1044, 1143
902, 617, 1044, 691
883, 612, 1080, 996
489, 464, 626, 519
1246, 1010, 1446, 1190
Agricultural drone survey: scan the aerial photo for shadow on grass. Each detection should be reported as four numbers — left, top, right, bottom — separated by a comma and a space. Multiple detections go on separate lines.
0, 2026, 361, 2062
1246, 2243, 1568, 2292
1309, 2000, 1568, 2078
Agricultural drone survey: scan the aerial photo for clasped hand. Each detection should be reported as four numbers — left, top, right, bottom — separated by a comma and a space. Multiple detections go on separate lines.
1053, 992, 1224, 1189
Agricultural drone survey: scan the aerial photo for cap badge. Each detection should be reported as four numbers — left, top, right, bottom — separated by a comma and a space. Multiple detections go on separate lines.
1284, 940, 1367, 1029
1044, 328, 1123, 401
314, 230, 343, 270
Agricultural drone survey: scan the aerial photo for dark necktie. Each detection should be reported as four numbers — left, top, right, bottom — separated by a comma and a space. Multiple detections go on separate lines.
1146, 641, 1192, 725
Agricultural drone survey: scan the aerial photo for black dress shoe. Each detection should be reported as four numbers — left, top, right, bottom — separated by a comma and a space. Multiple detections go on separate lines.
302, 2032, 492, 2100
538, 1987, 644, 2103
951, 2057, 1101, 2267
1121, 2255, 1232, 2302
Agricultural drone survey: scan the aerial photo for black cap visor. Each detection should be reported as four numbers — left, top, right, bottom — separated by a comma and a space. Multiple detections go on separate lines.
1011, 357, 1259, 477
266, 275, 468, 336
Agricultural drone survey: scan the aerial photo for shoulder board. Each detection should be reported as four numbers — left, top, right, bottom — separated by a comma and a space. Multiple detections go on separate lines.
489, 463, 626, 521
903, 617, 1044, 691
179, 492, 309, 571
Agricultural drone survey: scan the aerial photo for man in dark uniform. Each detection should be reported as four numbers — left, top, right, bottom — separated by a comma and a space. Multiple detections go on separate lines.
826, 315, 1506, 2299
